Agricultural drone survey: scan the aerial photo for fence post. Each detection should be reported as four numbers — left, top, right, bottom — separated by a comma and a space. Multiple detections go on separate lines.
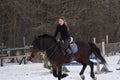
93, 37, 96, 44
101, 39, 110, 73
0, 43, 4, 66
106, 35, 109, 45
102, 39, 106, 56
19, 36, 27, 65
0, 49, 3, 66
1, 59, 3, 67
23, 36, 27, 64
106, 35, 109, 56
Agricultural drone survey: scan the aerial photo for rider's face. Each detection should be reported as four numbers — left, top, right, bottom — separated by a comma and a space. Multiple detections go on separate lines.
59, 19, 64, 26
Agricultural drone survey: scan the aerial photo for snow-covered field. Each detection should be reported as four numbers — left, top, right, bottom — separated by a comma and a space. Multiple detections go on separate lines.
0, 55, 120, 80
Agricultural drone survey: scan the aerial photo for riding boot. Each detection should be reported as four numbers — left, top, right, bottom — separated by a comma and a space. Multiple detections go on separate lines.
65, 47, 74, 59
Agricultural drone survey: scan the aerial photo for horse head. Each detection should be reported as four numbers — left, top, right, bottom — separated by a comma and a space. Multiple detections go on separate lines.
29, 34, 57, 61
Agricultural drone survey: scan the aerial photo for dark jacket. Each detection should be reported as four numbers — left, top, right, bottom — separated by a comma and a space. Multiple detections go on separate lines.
54, 24, 70, 40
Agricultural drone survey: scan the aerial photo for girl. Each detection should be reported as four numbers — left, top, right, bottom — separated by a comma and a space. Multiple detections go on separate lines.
54, 17, 72, 58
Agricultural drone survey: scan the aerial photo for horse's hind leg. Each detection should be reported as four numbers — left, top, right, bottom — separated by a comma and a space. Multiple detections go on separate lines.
80, 64, 87, 80
89, 61, 97, 80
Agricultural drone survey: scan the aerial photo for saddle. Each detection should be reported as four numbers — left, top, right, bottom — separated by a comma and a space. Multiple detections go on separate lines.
59, 37, 78, 55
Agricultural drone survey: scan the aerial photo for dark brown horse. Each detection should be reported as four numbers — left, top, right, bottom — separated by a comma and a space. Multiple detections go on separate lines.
29, 34, 106, 80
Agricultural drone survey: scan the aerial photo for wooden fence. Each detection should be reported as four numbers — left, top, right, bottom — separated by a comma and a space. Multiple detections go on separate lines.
97, 42, 120, 55
0, 37, 33, 67
0, 45, 32, 66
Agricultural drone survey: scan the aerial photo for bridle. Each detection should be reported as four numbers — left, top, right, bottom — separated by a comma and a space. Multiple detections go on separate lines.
39, 39, 59, 59
29, 38, 59, 61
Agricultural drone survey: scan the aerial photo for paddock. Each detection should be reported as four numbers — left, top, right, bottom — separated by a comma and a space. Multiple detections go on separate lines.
0, 40, 120, 80
0, 44, 32, 66
0, 55, 119, 80
0, 54, 30, 66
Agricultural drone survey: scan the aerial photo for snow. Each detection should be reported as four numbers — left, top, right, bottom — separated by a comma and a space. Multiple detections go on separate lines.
0, 55, 120, 80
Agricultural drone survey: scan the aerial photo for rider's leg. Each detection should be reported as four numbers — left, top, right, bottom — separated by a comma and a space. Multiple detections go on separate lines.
64, 38, 74, 59
64, 38, 72, 54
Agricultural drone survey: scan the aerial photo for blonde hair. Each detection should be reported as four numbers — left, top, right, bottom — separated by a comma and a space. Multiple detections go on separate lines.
59, 17, 70, 31
59, 17, 68, 25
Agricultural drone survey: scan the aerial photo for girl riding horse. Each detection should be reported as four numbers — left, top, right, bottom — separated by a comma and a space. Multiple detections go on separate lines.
54, 17, 73, 58
28, 17, 107, 80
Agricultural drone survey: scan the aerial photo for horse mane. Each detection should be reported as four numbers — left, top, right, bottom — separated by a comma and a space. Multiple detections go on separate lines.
38, 34, 57, 42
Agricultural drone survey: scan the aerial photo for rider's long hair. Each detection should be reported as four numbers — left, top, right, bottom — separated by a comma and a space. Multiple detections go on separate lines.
59, 17, 70, 31
60, 17, 67, 25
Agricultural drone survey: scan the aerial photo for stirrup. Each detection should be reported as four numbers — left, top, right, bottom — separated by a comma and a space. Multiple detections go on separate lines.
66, 48, 72, 54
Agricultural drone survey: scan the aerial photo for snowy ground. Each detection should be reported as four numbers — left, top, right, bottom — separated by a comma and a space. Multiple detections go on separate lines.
0, 55, 120, 80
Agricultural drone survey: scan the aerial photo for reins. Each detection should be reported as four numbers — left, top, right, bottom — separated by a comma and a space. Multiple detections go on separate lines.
40, 41, 59, 59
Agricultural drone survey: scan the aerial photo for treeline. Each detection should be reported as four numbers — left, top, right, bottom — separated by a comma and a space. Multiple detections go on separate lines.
0, 0, 120, 47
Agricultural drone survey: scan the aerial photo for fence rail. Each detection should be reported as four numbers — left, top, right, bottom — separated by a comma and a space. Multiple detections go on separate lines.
96, 42, 120, 54
2, 45, 33, 51
0, 45, 33, 67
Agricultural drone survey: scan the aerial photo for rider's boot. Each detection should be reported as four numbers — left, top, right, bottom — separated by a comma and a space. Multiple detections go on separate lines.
65, 47, 75, 60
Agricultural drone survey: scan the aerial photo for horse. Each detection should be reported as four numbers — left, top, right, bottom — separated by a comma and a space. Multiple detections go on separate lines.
29, 34, 106, 80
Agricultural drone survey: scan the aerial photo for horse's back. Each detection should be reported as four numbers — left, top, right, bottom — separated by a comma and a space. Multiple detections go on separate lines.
75, 41, 91, 58
75, 41, 90, 48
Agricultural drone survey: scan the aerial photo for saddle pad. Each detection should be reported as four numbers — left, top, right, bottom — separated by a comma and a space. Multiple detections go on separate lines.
70, 43, 78, 54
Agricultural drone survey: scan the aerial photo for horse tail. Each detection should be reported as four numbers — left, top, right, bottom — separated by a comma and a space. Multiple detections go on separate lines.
88, 42, 106, 64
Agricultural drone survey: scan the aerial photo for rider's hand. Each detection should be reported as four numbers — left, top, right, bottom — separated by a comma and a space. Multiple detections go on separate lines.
57, 39, 60, 42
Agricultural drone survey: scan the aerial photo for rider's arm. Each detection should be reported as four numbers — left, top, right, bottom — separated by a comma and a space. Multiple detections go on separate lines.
54, 26, 59, 38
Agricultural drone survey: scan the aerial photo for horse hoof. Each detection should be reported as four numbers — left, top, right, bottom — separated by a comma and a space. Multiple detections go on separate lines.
62, 67, 70, 72
93, 77, 97, 80
80, 74, 85, 80
61, 73, 68, 78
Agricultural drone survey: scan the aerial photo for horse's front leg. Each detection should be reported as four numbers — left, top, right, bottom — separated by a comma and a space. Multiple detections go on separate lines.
58, 65, 62, 80
58, 65, 68, 80
52, 67, 58, 78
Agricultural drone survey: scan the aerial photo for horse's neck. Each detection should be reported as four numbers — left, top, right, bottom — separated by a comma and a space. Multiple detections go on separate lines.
44, 39, 58, 58
43, 38, 57, 50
